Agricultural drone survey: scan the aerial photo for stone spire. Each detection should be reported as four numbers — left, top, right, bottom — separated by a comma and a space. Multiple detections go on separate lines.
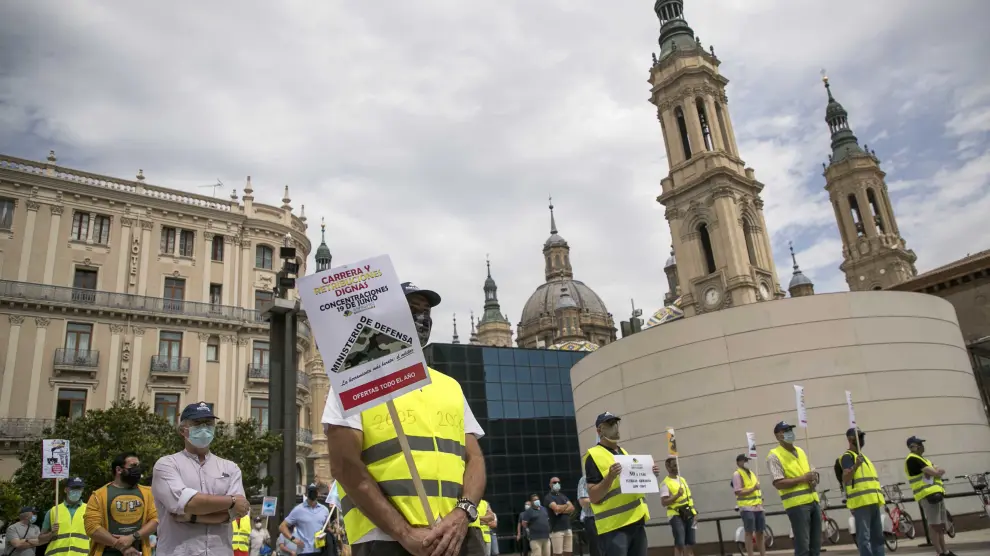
787, 242, 815, 297
315, 217, 332, 272
281, 185, 292, 210
822, 73, 865, 165
469, 311, 481, 345
549, 195, 559, 235
543, 196, 573, 281
451, 313, 461, 344
655, 0, 696, 55
242, 176, 255, 201
477, 256, 513, 347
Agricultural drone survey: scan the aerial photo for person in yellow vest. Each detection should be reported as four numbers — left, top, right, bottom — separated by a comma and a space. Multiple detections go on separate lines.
322, 282, 487, 556
42, 476, 91, 556
84, 452, 159, 556
904, 436, 954, 556
839, 429, 885, 556
471, 500, 494, 556
732, 454, 765, 556
659, 458, 695, 556
232, 515, 252, 556
582, 412, 659, 556
766, 422, 820, 556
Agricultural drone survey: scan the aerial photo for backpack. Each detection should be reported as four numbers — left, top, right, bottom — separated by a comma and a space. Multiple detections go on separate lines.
834, 455, 845, 485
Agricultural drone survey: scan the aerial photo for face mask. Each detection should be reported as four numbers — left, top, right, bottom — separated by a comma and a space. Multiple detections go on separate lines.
551, 483, 561, 493
122, 466, 143, 487
255, 522, 263, 529
412, 312, 432, 347
857, 436, 866, 449
532, 500, 541, 508
595, 434, 600, 444
30, 515, 37, 524
782, 430, 796, 443
524, 504, 531, 511
67, 490, 82, 503
188, 424, 216, 448
600, 423, 620, 442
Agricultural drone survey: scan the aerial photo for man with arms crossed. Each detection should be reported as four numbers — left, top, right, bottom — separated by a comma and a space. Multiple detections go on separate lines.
766, 422, 820, 556
732, 454, 765, 556
543, 478, 574, 556
85, 452, 159, 556
904, 436, 955, 556
323, 282, 487, 556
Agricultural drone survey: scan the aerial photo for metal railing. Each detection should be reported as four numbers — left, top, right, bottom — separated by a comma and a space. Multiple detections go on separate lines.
297, 373, 311, 390
299, 319, 312, 342
150, 355, 191, 374
248, 364, 270, 380
297, 428, 313, 444
0, 418, 53, 439
0, 279, 261, 323
53, 348, 100, 367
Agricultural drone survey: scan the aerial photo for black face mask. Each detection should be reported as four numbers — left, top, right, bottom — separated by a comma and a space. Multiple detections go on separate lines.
121, 466, 143, 487
307, 488, 318, 501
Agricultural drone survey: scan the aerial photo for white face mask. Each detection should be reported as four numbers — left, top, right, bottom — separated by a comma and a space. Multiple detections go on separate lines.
782, 430, 797, 443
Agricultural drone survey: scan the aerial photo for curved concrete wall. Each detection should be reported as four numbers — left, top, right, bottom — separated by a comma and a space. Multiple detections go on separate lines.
571, 291, 990, 547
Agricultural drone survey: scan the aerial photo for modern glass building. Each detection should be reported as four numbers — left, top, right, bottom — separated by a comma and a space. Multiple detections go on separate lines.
424, 343, 588, 551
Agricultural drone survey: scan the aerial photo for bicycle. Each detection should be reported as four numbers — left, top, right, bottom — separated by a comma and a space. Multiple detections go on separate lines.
732, 507, 775, 555
880, 483, 916, 551
955, 472, 990, 518
818, 489, 841, 545
937, 476, 957, 538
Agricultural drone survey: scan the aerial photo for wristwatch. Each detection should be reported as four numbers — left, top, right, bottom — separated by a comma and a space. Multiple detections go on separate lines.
189, 514, 198, 524
132, 532, 142, 543
455, 499, 479, 523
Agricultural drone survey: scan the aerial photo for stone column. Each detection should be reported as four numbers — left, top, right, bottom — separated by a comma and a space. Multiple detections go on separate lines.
197, 332, 210, 410
117, 218, 134, 293
43, 205, 64, 284
704, 97, 725, 152
25, 317, 51, 418
17, 201, 40, 281
712, 191, 746, 276
129, 327, 146, 400
0, 315, 25, 417
203, 233, 215, 304
661, 109, 686, 165
236, 338, 249, 419
240, 237, 252, 307
223, 236, 236, 305
717, 99, 740, 156
138, 221, 154, 296
682, 99, 708, 155
105, 325, 125, 407
220, 335, 236, 418
857, 190, 878, 238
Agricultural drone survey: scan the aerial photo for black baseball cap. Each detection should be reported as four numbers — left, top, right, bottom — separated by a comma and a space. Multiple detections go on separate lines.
736, 454, 750, 463
773, 421, 795, 433
906, 436, 925, 447
66, 477, 84, 488
401, 282, 441, 307
19, 506, 35, 514
846, 427, 864, 437
595, 412, 621, 427
180, 401, 218, 422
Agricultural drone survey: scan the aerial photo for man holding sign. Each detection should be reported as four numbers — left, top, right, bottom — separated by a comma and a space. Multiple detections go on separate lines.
322, 281, 487, 556
766, 422, 820, 556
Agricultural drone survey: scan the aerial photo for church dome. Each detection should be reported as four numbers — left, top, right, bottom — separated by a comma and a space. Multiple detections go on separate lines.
521, 279, 609, 324
789, 270, 813, 289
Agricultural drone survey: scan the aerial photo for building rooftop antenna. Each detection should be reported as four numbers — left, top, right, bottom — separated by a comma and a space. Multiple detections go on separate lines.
197, 180, 224, 198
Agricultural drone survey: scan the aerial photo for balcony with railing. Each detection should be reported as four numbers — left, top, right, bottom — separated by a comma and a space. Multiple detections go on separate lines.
247, 364, 270, 384
0, 418, 53, 442
297, 428, 313, 445
297, 372, 310, 392
150, 355, 191, 380
53, 348, 100, 378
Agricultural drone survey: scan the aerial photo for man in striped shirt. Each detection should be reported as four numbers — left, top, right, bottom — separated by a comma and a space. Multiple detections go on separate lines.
766, 422, 821, 556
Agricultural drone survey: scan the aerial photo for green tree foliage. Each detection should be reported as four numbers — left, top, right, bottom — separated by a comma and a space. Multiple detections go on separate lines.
0, 479, 23, 525
10, 399, 281, 514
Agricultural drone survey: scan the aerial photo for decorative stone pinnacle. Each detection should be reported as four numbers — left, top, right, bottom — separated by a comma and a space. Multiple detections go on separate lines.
300, 204, 307, 221
548, 194, 558, 234
243, 176, 254, 196
136, 169, 145, 182
789, 241, 799, 270
47, 150, 56, 163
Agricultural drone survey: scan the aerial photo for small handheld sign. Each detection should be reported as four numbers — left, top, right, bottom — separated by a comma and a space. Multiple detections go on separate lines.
261, 496, 277, 517
42, 439, 70, 525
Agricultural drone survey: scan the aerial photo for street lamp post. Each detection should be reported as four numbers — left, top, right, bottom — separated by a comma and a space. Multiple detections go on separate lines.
263, 233, 302, 537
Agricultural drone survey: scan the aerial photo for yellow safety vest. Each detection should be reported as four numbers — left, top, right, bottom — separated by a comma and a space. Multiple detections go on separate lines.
340, 368, 467, 542
662, 476, 696, 518
842, 451, 884, 510
904, 453, 945, 502
768, 445, 820, 510
470, 500, 491, 543
45, 502, 90, 556
582, 445, 649, 535
232, 517, 251, 552
734, 468, 762, 508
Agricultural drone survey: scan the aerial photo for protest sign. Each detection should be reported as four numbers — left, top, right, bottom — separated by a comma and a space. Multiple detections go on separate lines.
261, 496, 277, 517
42, 439, 70, 479
665, 428, 678, 457
613, 455, 659, 494
794, 385, 808, 428
845, 391, 857, 429
746, 432, 758, 459
298, 254, 430, 417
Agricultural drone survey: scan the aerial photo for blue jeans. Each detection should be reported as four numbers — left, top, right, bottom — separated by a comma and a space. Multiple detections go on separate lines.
852, 505, 885, 556
669, 516, 696, 547
785, 502, 821, 556
600, 522, 647, 556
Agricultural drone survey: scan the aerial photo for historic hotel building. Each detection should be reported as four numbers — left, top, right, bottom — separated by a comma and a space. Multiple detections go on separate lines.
0, 151, 319, 483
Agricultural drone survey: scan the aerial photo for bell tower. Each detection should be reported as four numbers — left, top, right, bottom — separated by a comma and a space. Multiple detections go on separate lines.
820, 75, 917, 290
649, 0, 783, 317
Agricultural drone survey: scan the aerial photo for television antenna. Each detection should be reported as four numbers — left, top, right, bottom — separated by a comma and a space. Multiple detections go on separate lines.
197, 180, 224, 197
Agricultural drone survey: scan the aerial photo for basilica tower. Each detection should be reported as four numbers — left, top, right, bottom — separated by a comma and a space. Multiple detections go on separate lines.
820, 76, 917, 290
649, 0, 783, 317
476, 257, 514, 347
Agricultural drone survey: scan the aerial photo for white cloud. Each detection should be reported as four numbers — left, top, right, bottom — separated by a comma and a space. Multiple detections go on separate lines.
1, 0, 989, 342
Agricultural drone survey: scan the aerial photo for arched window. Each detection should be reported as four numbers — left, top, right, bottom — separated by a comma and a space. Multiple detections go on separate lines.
696, 98, 714, 151
256, 245, 274, 269
867, 188, 886, 233
743, 221, 758, 266
872, 285, 883, 291
675, 106, 693, 159
553, 254, 560, 268
848, 195, 865, 237
296, 463, 303, 486
714, 103, 731, 154
698, 223, 717, 274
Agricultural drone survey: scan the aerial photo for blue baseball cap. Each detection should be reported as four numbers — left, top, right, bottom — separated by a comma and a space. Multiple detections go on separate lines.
906, 436, 925, 447
401, 282, 441, 307
180, 401, 218, 422
66, 477, 84, 488
773, 421, 795, 434
19, 506, 35, 514
595, 412, 621, 427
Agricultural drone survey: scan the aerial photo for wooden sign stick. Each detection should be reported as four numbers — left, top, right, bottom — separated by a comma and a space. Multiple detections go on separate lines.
53, 478, 60, 526
386, 400, 436, 525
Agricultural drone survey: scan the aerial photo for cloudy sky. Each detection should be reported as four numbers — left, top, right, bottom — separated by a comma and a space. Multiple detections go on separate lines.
2, 0, 988, 343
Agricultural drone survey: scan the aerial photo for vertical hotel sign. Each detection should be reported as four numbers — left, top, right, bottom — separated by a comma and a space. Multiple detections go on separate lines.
298, 254, 431, 417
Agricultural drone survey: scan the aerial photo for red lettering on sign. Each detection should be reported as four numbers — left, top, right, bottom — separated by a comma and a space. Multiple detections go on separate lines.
339, 363, 428, 411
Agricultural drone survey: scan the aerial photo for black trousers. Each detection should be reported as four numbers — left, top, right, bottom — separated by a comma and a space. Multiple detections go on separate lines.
352, 528, 486, 556
582, 518, 601, 556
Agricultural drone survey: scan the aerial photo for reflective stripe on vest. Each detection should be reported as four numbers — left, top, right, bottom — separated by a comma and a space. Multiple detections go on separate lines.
662, 476, 696, 518
768, 446, 820, 510
735, 469, 762, 507
904, 453, 945, 502
583, 445, 649, 535
232, 517, 251, 551
340, 368, 467, 543
45, 503, 90, 556
842, 451, 885, 509
470, 500, 491, 543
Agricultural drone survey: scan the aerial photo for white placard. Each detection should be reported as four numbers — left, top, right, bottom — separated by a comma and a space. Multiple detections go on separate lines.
845, 391, 857, 429
261, 496, 277, 517
746, 432, 758, 459
794, 385, 808, 428
298, 255, 431, 417
41, 439, 70, 479
613, 454, 659, 494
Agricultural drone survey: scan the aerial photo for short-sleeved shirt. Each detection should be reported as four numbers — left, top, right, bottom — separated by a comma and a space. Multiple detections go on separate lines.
731, 470, 764, 512
906, 456, 927, 477
520, 508, 551, 540
284, 502, 331, 555
542, 493, 571, 532
576, 477, 593, 521
584, 443, 622, 485
5, 521, 41, 556
321, 388, 485, 544
41, 502, 82, 532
